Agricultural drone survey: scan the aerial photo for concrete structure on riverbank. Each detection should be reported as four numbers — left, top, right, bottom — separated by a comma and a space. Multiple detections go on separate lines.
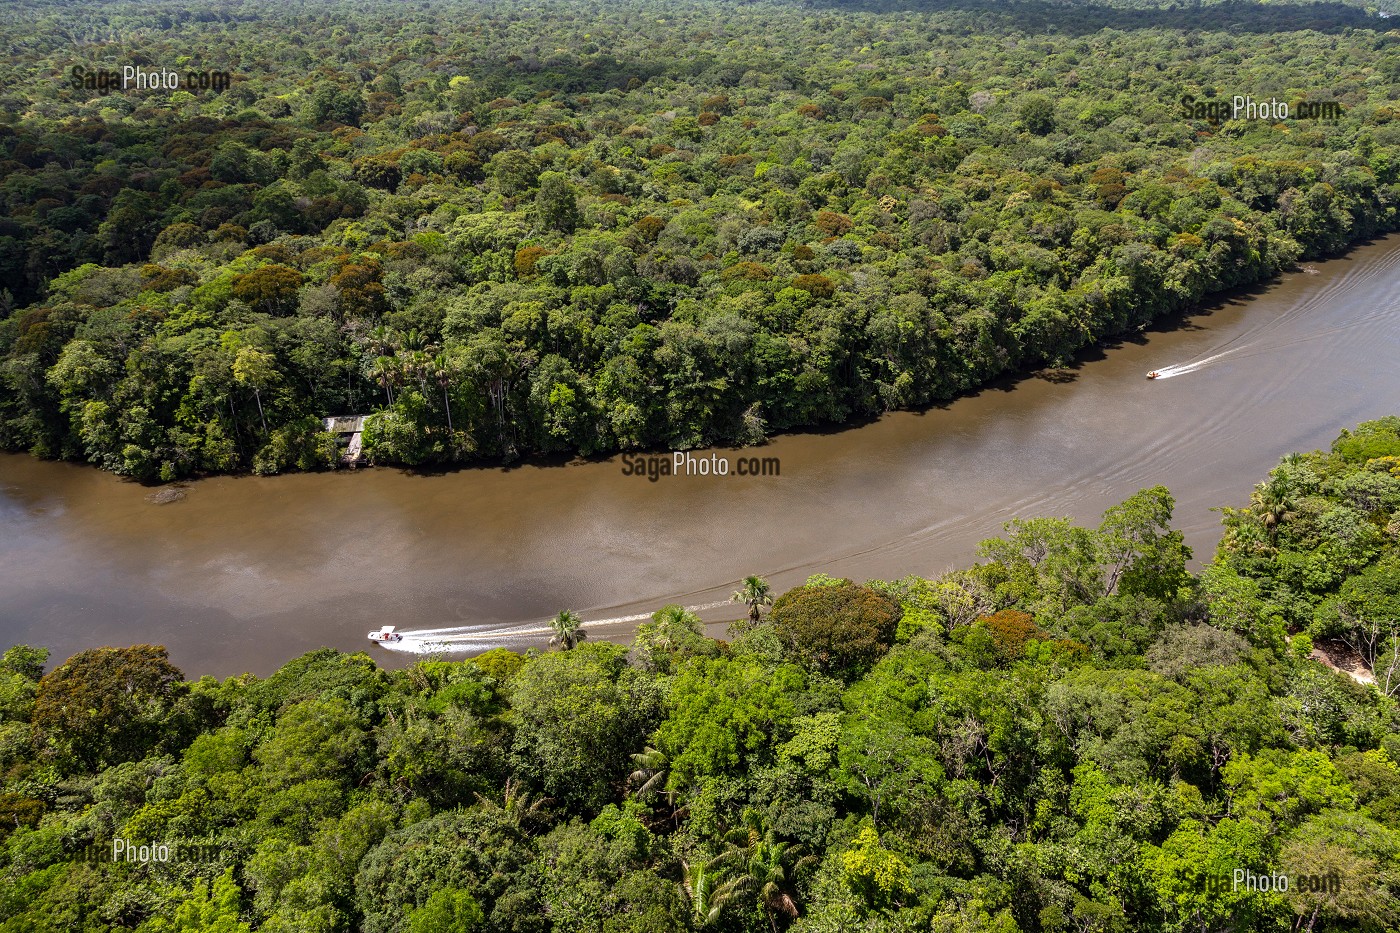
322, 415, 368, 465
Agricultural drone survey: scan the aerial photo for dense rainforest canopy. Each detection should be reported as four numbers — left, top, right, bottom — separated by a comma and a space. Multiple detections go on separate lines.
2, 419, 1400, 932
2, 0, 1400, 477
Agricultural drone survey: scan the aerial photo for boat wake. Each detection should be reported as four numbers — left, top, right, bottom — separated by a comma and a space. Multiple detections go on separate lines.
1150, 346, 1247, 379
375, 599, 735, 655
1150, 258, 1400, 380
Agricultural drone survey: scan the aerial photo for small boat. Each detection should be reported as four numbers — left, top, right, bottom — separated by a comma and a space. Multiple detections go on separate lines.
368, 625, 403, 643
1146, 371, 1161, 380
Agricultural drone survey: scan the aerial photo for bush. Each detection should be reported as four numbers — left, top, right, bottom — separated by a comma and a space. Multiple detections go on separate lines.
253, 417, 338, 475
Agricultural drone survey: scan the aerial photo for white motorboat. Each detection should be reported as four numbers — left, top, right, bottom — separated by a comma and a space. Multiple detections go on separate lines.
368, 625, 403, 643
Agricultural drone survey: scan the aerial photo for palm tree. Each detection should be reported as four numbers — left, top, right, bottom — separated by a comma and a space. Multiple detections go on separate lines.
627, 746, 670, 799
404, 349, 433, 395
627, 745, 685, 829
731, 575, 773, 625
433, 352, 456, 433
548, 610, 587, 650
368, 355, 398, 407
635, 604, 705, 672
1250, 477, 1297, 544
473, 777, 548, 831
706, 810, 816, 932
682, 859, 725, 927
365, 324, 396, 358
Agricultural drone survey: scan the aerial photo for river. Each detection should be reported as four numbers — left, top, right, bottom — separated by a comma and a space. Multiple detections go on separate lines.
3, 237, 1399, 676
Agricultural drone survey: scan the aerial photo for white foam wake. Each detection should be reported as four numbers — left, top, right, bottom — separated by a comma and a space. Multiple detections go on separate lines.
1150, 294, 1399, 379
375, 599, 735, 655
1151, 345, 1247, 379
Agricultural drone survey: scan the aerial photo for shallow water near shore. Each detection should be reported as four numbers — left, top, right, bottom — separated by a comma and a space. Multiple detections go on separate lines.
3, 237, 1399, 676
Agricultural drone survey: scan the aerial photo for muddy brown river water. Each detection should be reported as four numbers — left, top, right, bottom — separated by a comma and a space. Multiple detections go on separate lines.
3, 237, 1399, 676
